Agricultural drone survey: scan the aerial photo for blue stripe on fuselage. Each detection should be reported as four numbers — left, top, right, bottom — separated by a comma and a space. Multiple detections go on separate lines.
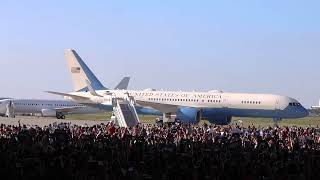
202, 106, 308, 119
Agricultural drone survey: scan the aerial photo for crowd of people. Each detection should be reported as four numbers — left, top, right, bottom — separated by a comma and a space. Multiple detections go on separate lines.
0, 121, 320, 180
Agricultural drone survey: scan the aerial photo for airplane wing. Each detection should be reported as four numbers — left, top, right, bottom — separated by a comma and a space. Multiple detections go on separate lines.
135, 100, 179, 113
45, 91, 91, 101
114, 77, 130, 90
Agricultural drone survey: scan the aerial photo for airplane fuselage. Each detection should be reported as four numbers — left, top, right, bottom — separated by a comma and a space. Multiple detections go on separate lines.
65, 90, 308, 120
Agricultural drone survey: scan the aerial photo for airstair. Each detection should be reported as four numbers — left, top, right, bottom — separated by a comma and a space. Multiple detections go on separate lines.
112, 93, 140, 127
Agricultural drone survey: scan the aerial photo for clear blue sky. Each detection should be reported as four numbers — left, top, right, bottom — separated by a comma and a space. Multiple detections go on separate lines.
1, 0, 320, 107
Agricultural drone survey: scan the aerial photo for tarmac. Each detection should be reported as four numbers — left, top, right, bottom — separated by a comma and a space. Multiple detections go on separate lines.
0, 116, 109, 127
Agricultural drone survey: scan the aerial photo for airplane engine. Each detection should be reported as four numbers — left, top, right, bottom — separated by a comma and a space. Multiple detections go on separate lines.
41, 109, 57, 117
208, 116, 232, 125
176, 107, 201, 124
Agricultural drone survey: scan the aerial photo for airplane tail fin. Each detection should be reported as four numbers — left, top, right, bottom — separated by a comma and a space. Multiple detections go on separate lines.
64, 49, 107, 92
114, 77, 130, 90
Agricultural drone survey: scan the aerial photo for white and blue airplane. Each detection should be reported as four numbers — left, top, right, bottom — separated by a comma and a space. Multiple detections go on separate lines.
0, 77, 130, 119
48, 49, 308, 125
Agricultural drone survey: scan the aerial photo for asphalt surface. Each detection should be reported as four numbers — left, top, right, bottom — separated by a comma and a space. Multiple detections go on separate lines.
0, 116, 109, 127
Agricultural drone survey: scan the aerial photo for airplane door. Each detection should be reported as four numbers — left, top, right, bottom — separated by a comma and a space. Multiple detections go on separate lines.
275, 99, 281, 117
222, 95, 229, 108
275, 99, 281, 110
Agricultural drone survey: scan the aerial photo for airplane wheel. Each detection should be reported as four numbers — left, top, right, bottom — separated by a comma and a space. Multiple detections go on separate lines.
56, 113, 62, 119
61, 115, 66, 119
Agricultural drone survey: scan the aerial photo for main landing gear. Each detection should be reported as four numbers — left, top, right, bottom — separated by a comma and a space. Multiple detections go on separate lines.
56, 112, 66, 119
